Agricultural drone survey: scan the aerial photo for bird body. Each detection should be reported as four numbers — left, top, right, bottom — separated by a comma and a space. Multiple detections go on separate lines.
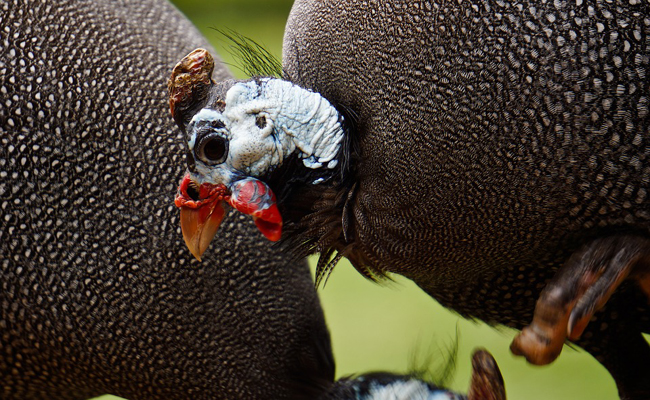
281, 1, 650, 396
0, 1, 334, 398
283, 0, 650, 324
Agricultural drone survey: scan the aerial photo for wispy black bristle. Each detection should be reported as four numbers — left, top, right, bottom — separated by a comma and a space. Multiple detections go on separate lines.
212, 28, 284, 78
324, 334, 463, 399
314, 248, 344, 288
408, 328, 460, 388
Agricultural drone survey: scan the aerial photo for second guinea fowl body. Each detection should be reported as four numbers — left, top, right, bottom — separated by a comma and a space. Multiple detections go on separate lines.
280, 0, 650, 397
283, 0, 650, 322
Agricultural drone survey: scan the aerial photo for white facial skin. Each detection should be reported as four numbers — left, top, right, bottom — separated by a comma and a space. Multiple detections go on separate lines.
188, 78, 345, 187
365, 379, 463, 400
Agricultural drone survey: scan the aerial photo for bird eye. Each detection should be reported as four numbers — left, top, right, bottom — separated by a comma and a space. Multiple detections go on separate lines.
197, 134, 229, 165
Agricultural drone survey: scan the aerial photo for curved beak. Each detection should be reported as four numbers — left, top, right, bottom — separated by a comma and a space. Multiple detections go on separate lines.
179, 201, 226, 261
175, 174, 283, 261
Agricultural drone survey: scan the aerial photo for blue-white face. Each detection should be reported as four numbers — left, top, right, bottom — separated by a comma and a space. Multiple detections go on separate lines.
186, 78, 345, 190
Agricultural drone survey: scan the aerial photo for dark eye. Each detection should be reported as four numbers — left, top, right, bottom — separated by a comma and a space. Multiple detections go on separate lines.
197, 134, 228, 165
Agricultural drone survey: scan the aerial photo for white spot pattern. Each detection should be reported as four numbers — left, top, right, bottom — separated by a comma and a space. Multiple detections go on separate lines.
0, 1, 332, 399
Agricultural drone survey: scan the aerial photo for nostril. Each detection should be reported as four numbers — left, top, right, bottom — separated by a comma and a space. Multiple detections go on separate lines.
255, 115, 266, 129
186, 183, 200, 201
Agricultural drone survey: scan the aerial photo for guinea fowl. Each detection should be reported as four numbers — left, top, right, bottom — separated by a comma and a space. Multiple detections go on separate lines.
1, 1, 511, 399
0, 1, 334, 399
171, 1, 650, 399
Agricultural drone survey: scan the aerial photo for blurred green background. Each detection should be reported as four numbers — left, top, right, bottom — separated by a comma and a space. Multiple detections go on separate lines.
96, 0, 621, 399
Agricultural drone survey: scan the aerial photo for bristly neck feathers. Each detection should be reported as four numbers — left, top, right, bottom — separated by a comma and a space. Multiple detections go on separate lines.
264, 108, 371, 287
254, 79, 379, 287
222, 35, 381, 286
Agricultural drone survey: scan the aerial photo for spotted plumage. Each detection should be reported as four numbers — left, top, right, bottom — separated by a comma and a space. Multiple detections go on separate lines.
0, 1, 334, 398
281, 1, 650, 397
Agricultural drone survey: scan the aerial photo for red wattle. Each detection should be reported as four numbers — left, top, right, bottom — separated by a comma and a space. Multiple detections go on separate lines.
229, 178, 283, 241
175, 173, 228, 209
254, 216, 282, 242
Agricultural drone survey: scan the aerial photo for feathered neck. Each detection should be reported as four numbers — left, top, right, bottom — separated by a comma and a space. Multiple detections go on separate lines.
264, 108, 381, 287
221, 33, 380, 285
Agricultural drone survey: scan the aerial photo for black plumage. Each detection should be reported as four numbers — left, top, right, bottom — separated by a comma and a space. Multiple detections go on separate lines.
0, 1, 334, 398
279, 1, 650, 398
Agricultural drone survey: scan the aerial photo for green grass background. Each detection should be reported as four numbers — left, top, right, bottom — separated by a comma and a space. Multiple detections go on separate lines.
95, 1, 622, 398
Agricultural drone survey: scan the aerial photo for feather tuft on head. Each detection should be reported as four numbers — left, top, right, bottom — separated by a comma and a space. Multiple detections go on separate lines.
213, 29, 284, 78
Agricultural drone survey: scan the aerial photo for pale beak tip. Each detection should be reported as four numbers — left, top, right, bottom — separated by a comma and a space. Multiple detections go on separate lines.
191, 249, 203, 262
179, 200, 226, 262
182, 233, 205, 262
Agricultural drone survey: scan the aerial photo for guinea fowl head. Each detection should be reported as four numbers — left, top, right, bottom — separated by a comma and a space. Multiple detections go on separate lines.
169, 49, 347, 260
